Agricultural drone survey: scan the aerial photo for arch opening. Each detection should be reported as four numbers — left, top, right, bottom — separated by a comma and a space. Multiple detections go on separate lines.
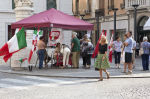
137, 16, 149, 42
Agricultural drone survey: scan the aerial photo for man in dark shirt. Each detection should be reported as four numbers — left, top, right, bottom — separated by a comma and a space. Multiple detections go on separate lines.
71, 32, 80, 68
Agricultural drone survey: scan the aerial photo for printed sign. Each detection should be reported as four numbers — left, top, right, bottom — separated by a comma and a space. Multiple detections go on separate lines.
49, 28, 63, 46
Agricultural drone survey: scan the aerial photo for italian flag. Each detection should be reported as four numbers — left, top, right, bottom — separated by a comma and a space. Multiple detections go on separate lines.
108, 31, 114, 63
28, 29, 43, 63
19, 58, 28, 63
0, 27, 27, 62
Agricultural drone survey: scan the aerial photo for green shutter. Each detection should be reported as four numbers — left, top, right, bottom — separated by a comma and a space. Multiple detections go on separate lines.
12, 0, 15, 9
47, 0, 57, 10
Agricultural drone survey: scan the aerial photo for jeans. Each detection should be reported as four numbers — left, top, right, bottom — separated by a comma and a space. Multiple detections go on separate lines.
142, 54, 149, 70
114, 51, 121, 64
38, 49, 45, 69
82, 54, 91, 66
136, 49, 139, 56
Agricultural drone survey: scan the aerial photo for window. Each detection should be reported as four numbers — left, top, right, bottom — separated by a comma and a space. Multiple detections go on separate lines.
76, 0, 79, 14
120, 0, 125, 9
99, 0, 104, 10
87, 0, 92, 13
47, 0, 57, 10
12, 0, 15, 9
123, 0, 125, 5
73, 0, 92, 15
108, 0, 114, 10
72, 0, 79, 15
8, 25, 12, 40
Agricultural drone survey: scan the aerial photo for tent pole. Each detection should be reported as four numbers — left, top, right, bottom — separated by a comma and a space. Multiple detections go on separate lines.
48, 26, 53, 67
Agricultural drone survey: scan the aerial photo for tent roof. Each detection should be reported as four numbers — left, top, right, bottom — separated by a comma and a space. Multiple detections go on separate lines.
11, 8, 94, 30
144, 17, 150, 30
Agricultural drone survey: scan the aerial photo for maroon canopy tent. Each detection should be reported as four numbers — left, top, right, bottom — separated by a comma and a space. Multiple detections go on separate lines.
11, 8, 94, 30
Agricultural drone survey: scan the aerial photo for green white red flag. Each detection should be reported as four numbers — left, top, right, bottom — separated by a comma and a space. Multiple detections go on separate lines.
19, 58, 28, 63
28, 29, 43, 63
108, 31, 114, 63
0, 27, 27, 62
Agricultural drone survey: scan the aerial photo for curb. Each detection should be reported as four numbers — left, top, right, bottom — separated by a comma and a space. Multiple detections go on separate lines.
0, 70, 150, 79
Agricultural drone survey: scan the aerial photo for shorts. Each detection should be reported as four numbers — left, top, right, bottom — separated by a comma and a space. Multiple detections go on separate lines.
125, 52, 132, 63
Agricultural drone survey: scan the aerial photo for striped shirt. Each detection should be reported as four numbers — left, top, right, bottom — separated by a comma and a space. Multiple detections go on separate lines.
113, 41, 122, 52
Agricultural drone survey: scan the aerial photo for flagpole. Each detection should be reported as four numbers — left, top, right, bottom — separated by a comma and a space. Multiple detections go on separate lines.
49, 24, 53, 67
10, 58, 11, 70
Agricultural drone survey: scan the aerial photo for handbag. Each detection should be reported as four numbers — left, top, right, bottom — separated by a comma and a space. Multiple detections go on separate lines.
81, 52, 87, 57
139, 48, 144, 56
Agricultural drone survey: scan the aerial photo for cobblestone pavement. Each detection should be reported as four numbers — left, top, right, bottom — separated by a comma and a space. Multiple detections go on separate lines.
0, 72, 150, 99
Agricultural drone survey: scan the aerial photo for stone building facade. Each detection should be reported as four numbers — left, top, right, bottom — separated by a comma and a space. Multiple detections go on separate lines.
72, 0, 150, 43
0, 0, 73, 67
125, 0, 150, 42
101, 0, 128, 41
72, 0, 127, 44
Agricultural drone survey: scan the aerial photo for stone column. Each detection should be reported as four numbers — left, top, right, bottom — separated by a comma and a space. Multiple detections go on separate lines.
11, 0, 34, 70
91, 0, 99, 17
14, 0, 34, 21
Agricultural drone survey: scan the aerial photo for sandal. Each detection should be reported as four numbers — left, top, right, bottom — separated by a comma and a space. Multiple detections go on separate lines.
60, 66, 66, 69
98, 78, 103, 81
107, 72, 110, 79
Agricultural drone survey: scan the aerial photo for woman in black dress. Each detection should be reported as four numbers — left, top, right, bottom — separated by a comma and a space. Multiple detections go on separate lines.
95, 36, 110, 81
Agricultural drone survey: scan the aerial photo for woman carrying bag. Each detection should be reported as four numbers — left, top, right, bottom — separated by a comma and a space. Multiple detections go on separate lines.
81, 39, 93, 69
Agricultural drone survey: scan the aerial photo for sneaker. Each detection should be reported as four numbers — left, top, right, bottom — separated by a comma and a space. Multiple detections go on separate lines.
39, 67, 43, 69
115, 64, 118, 67
82, 65, 86, 69
85, 67, 90, 69
86, 65, 90, 69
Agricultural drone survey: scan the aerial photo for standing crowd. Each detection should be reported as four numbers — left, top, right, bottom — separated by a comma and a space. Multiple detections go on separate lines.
95, 31, 150, 81
36, 32, 93, 69
110, 31, 150, 74
36, 31, 150, 81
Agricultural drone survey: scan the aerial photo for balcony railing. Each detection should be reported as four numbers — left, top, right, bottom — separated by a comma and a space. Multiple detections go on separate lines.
125, 0, 150, 10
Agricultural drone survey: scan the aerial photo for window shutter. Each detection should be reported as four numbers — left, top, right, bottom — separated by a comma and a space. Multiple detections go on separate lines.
47, 0, 57, 10
12, 0, 15, 9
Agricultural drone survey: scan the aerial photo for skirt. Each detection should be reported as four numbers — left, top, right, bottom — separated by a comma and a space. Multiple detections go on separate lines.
94, 54, 110, 70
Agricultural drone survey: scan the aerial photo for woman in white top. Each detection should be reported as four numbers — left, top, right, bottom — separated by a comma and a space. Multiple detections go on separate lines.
111, 36, 123, 68
60, 44, 71, 68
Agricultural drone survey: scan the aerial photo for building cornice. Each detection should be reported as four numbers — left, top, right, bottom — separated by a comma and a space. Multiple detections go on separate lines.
0, 10, 15, 14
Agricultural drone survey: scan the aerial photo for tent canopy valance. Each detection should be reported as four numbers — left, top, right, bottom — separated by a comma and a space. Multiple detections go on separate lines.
11, 8, 94, 30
